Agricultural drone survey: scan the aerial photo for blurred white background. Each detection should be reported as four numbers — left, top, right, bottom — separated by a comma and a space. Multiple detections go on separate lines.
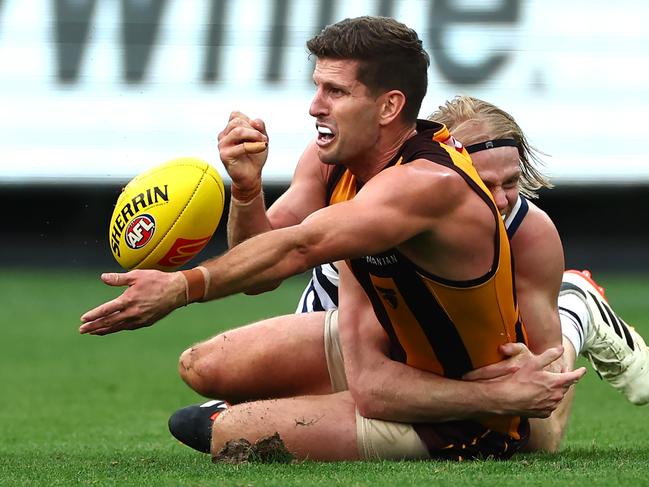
0, 0, 648, 184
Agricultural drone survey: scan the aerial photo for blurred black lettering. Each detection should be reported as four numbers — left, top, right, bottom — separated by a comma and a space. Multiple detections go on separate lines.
266, 0, 290, 83
306, 0, 336, 80
429, 0, 520, 85
121, 0, 168, 83
54, 0, 97, 83
203, 0, 228, 82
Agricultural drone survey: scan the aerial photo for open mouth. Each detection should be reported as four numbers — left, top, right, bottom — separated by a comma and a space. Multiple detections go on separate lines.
316, 123, 336, 146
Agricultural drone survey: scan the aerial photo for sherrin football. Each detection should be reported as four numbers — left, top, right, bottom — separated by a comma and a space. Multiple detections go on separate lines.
109, 157, 225, 270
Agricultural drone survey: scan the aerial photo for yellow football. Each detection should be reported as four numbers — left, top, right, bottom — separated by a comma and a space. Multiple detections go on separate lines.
109, 157, 225, 270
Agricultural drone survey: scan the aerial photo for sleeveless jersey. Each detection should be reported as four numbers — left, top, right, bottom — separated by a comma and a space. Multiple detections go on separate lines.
328, 120, 527, 439
296, 197, 529, 313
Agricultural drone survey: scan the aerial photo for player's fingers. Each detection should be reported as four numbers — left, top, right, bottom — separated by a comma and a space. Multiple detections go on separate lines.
463, 360, 519, 381
79, 307, 122, 331
242, 141, 268, 154
89, 323, 126, 336
100, 272, 133, 287
221, 113, 253, 136
556, 366, 587, 387
499, 342, 531, 358
218, 126, 266, 154
250, 118, 267, 136
79, 298, 124, 325
534, 345, 564, 369
228, 111, 251, 123
222, 142, 268, 164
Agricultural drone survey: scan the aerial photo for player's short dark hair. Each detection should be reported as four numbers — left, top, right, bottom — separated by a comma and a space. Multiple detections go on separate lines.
307, 16, 429, 124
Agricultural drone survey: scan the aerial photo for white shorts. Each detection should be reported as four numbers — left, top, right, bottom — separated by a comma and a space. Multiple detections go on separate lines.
323, 309, 431, 461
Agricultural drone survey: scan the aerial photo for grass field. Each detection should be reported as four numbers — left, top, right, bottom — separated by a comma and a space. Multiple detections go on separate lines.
1, 270, 648, 486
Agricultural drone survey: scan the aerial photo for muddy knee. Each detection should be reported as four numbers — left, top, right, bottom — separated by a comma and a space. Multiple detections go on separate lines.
178, 344, 213, 395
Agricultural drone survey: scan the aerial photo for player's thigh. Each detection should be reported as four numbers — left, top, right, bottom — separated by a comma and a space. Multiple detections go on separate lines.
180, 312, 331, 401
212, 391, 360, 461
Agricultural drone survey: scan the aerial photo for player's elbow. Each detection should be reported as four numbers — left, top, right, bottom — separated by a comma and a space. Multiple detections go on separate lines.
243, 280, 282, 295
348, 374, 390, 419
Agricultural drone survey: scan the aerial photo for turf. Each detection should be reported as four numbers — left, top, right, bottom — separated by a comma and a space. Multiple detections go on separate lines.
1, 270, 648, 486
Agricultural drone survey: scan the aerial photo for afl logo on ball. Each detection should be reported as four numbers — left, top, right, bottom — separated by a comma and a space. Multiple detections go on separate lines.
125, 214, 156, 250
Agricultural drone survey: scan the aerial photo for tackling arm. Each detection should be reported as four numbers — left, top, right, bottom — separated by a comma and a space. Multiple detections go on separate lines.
510, 202, 565, 354
336, 262, 582, 422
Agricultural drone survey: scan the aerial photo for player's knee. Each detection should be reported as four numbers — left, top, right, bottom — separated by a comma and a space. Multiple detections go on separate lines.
178, 344, 232, 398
178, 344, 217, 395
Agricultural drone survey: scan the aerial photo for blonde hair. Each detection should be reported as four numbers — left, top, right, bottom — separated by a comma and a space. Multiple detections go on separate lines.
428, 95, 552, 199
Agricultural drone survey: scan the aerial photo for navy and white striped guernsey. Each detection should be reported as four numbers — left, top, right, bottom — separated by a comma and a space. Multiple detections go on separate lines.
295, 195, 530, 314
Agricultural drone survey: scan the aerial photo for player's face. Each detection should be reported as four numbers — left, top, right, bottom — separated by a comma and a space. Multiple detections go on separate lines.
470, 146, 521, 219
309, 58, 382, 165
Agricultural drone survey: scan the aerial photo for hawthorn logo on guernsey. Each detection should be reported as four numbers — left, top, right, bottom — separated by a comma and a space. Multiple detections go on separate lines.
125, 214, 156, 250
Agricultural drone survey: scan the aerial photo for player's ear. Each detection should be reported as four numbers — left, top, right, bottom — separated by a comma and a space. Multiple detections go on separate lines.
378, 90, 406, 126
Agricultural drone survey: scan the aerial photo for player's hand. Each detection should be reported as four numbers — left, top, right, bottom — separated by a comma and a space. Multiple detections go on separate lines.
464, 344, 586, 418
217, 111, 269, 193
462, 342, 537, 380
79, 270, 187, 335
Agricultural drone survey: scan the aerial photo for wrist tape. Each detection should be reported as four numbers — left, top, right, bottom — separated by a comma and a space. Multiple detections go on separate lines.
180, 266, 210, 304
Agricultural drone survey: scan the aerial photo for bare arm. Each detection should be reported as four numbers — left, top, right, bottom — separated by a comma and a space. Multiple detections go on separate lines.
336, 262, 584, 423
218, 113, 328, 248
79, 161, 448, 334
510, 202, 564, 354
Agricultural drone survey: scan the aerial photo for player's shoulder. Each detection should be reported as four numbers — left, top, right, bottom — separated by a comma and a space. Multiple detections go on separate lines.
510, 197, 564, 286
402, 121, 469, 166
516, 199, 558, 238
511, 198, 562, 259
378, 155, 466, 197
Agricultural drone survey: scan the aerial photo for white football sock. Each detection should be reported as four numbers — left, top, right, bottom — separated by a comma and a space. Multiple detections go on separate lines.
559, 292, 591, 355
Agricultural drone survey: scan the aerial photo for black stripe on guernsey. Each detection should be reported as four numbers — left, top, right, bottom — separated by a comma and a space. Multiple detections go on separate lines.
311, 289, 323, 312
349, 259, 407, 363
393, 267, 474, 379
507, 196, 529, 240
590, 292, 635, 350
559, 306, 585, 344
314, 265, 339, 307
300, 281, 321, 313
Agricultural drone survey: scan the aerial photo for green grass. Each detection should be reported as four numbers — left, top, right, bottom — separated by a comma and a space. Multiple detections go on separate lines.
1, 270, 648, 486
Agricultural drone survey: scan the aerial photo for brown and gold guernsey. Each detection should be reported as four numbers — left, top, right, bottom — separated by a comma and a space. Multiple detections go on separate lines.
328, 120, 529, 457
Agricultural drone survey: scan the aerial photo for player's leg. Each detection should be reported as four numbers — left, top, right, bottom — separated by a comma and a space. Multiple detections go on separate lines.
527, 269, 649, 452
562, 270, 649, 405
178, 311, 331, 403
211, 391, 361, 461
525, 336, 577, 452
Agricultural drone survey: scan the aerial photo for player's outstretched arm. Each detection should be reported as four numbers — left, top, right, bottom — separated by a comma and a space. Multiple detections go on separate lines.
79, 160, 473, 335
